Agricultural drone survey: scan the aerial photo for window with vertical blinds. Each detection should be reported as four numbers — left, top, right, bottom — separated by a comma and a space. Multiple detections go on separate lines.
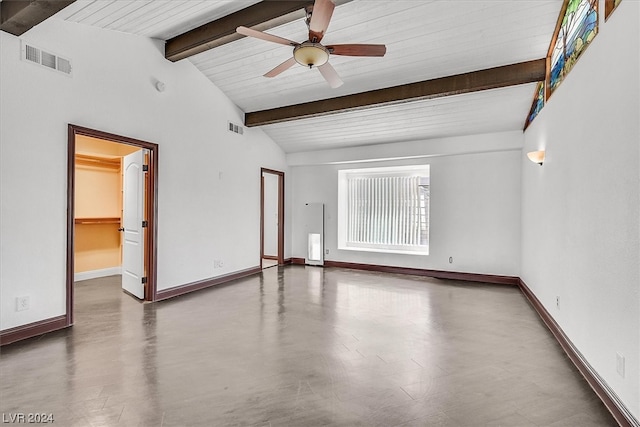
338, 165, 430, 255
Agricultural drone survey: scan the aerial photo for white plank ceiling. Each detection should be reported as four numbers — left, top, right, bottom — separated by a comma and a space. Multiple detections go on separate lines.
264, 83, 539, 153
57, 0, 562, 153
60, 0, 263, 40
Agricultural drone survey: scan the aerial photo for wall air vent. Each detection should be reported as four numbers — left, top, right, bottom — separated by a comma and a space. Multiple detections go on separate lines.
25, 44, 40, 63
57, 57, 72, 74
228, 121, 244, 135
21, 41, 72, 76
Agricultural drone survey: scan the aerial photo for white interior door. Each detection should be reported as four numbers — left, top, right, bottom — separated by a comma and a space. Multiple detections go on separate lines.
122, 149, 145, 299
304, 203, 324, 266
263, 173, 279, 257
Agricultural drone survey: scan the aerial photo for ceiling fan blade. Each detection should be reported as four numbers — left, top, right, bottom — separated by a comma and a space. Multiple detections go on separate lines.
236, 26, 298, 46
264, 57, 297, 78
318, 62, 343, 88
326, 44, 387, 57
308, 0, 335, 43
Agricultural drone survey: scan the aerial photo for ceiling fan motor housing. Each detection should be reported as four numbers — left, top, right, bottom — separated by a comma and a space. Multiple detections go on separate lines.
293, 42, 329, 68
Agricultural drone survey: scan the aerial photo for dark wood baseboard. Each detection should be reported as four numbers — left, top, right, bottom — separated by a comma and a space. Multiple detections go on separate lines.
323, 260, 519, 285
290, 257, 305, 265
518, 279, 638, 427
155, 266, 262, 301
262, 255, 278, 261
0, 315, 68, 346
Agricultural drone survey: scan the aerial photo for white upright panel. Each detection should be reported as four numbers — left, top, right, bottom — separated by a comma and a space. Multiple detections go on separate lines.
304, 203, 324, 266
122, 149, 145, 299
263, 172, 279, 257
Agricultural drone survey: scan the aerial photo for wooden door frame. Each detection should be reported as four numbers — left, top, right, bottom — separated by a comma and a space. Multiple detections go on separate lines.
260, 168, 284, 267
66, 124, 159, 326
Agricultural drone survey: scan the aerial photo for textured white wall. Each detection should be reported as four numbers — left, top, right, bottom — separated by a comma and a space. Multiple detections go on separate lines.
521, 0, 639, 418
289, 132, 523, 276
0, 19, 288, 330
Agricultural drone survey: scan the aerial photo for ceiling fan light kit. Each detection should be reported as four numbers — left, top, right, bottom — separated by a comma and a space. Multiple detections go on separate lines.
236, 0, 386, 88
293, 43, 329, 67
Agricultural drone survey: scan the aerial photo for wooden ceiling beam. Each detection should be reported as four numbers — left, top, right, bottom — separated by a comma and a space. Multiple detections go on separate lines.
165, 0, 353, 62
245, 58, 547, 127
0, 0, 76, 36
165, 1, 311, 62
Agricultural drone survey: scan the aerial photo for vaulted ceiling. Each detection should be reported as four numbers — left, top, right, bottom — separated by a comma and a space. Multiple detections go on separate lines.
4, 0, 563, 153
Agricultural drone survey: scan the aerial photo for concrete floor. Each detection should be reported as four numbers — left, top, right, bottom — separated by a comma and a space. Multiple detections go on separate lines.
0, 266, 616, 426
262, 259, 279, 269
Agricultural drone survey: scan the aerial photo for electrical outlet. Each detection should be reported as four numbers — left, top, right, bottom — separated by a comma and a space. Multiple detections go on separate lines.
449, 256, 453, 264
616, 353, 625, 378
556, 296, 560, 310
213, 260, 224, 268
16, 296, 30, 312
325, 249, 329, 255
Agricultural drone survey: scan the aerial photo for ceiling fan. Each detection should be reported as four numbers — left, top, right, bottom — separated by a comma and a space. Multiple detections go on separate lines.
236, 0, 386, 88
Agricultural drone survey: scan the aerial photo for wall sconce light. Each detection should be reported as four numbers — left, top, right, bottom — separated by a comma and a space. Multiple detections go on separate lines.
527, 150, 545, 166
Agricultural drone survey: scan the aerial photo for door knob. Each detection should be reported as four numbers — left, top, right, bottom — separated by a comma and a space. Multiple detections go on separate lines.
118, 227, 125, 232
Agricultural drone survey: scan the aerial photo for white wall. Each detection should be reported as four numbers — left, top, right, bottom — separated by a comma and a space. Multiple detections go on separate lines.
289, 132, 523, 276
521, 0, 639, 418
0, 19, 288, 331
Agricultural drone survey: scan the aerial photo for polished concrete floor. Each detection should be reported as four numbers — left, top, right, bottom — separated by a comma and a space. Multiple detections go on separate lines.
262, 259, 279, 269
0, 266, 616, 426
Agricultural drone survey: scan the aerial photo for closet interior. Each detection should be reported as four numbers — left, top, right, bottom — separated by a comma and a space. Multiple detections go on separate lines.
74, 136, 140, 280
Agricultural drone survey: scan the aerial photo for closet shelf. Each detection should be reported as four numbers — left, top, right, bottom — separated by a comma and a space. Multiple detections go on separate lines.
75, 154, 121, 170
75, 217, 121, 225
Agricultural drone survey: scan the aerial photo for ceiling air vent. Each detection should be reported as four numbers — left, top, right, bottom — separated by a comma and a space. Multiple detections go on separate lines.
228, 121, 244, 135
21, 41, 72, 76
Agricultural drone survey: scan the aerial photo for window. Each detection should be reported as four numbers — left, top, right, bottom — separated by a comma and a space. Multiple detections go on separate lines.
548, 0, 598, 96
338, 165, 430, 255
525, 81, 545, 128
604, 0, 621, 20
524, 0, 598, 128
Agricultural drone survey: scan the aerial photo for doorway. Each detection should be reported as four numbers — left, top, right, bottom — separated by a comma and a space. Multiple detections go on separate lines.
66, 125, 158, 326
260, 168, 284, 268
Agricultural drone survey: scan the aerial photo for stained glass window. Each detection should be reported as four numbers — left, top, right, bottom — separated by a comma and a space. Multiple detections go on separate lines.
525, 82, 545, 128
548, 0, 598, 95
605, 0, 621, 20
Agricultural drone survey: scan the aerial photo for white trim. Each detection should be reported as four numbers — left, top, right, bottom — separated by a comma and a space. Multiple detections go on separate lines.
74, 267, 122, 282
339, 245, 429, 256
